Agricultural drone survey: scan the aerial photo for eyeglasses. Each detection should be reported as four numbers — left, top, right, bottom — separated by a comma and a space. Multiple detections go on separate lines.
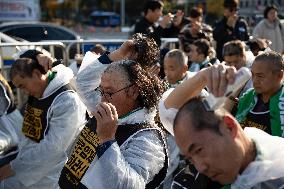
96, 84, 134, 101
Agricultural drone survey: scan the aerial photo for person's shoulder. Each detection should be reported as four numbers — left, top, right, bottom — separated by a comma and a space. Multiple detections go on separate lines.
237, 17, 248, 25
239, 87, 255, 99
135, 17, 148, 26
51, 89, 80, 109
214, 17, 226, 26
255, 19, 266, 27
202, 23, 213, 32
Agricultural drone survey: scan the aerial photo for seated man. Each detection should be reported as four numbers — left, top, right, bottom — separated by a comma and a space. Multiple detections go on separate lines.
164, 49, 194, 88
165, 51, 284, 137
58, 40, 168, 188
163, 63, 284, 188
223, 40, 255, 70
235, 51, 284, 137
0, 53, 86, 189
0, 73, 22, 167
222, 40, 254, 104
188, 39, 219, 72
174, 97, 284, 188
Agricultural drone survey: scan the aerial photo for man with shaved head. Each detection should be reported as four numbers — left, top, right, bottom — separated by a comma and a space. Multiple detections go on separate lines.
161, 62, 284, 188
235, 51, 284, 137
173, 97, 284, 188
164, 49, 194, 88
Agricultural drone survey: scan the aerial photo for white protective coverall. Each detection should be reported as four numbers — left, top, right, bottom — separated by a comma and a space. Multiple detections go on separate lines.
0, 81, 22, 161
75, 52, 166, 189
1, 65, 86, 189
232, 127, 284, 189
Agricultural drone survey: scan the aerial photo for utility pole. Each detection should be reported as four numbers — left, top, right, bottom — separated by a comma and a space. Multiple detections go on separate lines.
185, 0, 188, 16
120, 0, 125, 27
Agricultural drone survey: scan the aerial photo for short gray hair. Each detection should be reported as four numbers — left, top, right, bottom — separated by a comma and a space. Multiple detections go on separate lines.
254, 51, 284, 72
165, 49, 188, 66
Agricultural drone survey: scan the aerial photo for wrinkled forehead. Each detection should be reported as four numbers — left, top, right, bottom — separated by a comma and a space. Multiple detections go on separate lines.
252, 60, 272, 71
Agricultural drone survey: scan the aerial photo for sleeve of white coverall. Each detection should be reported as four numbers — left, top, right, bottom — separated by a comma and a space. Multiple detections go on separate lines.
76, 51, 110, 112
10, 92, 85, 187
0, 82, 10, 116
82, 130, 165, 189
0, 82, 13, 152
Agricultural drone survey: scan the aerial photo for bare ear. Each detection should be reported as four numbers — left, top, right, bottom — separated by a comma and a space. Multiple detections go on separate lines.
183, 64, 188, 72
277, 70, 284, 80
127, 85, 139, 100
223, 115, 238, 138
32, 69, 43, 79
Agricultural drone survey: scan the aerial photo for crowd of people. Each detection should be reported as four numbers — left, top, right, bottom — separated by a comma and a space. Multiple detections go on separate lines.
0, 0, 284, 189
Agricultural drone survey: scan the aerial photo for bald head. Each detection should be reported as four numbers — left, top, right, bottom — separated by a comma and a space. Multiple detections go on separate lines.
165, 49, 188, 67
174, 97, 225, 135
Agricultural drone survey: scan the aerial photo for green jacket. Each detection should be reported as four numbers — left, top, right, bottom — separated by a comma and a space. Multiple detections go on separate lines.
235, 87, 284, 137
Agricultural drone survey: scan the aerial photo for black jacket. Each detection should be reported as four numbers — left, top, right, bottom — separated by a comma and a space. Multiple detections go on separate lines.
213, 16, 249, 60
134, 17, 180, 46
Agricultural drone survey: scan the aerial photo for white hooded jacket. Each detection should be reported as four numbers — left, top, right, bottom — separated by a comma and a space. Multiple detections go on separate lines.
231, 127, 284, 189
75, 52, 166, 189
1, 65, 86, 189
0, 81, 22, 157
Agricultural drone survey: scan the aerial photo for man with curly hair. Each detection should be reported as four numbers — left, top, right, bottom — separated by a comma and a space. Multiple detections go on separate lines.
58, 38, 168, 189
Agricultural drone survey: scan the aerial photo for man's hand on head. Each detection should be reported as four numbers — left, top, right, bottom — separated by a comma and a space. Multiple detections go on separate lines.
202, 63, 237, 97
36, 54, 54, 72
108, 40, 135, 62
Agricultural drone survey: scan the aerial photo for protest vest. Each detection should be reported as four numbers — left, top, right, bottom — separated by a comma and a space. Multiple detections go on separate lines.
22, 84, 73, 142
59, 118, 168, 189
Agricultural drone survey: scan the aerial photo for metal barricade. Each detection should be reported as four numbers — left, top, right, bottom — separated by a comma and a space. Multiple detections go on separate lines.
62, 38, 179, 65
64, 39, 126, 63
0, 38, 178, 109
161, 38, 179, 49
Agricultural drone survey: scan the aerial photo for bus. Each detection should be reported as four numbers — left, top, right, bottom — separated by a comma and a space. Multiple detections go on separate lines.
90, 11, 120, 27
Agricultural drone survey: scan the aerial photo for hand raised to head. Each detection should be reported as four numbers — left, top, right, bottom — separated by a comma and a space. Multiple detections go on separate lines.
92, 102, 118, 143
36, 54, 54, 72
108, 40, 135, 62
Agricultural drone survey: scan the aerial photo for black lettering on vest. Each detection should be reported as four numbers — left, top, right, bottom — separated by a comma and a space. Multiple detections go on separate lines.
22, 84, 73, 142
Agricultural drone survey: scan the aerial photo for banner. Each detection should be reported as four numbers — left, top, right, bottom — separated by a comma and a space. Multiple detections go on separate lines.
0, 0, 40, 21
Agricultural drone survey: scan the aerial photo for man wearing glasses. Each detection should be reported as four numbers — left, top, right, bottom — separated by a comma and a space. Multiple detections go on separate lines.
59, 40, 168, 189
213, 0, 249, 61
